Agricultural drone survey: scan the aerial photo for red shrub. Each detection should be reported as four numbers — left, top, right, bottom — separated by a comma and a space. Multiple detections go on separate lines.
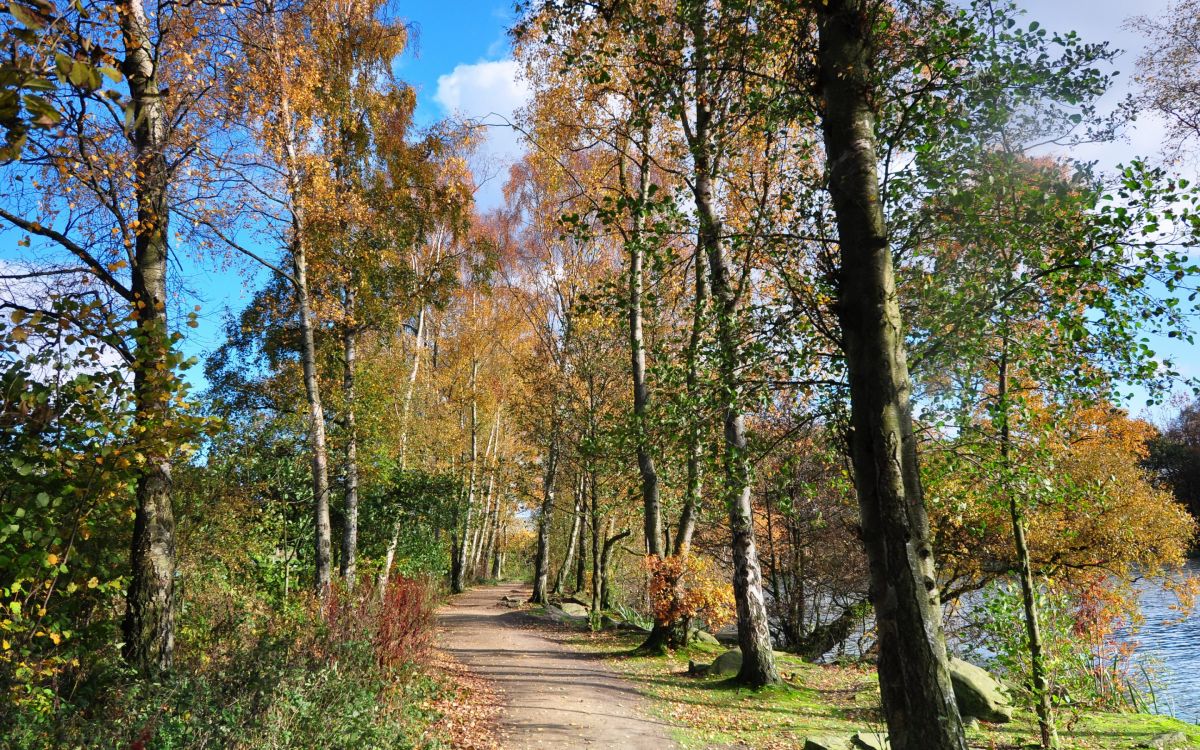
323, 576, 435, 671
374, 577, 434, 669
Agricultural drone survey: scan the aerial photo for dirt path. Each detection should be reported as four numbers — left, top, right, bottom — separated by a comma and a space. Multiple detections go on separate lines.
436, 583, 681, 749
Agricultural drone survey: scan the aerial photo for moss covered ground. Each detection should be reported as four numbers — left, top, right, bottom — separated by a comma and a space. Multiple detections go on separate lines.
555, 626, 1200, 750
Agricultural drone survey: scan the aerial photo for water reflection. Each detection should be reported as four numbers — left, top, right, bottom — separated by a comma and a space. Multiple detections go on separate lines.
1127, 560, 1200, 721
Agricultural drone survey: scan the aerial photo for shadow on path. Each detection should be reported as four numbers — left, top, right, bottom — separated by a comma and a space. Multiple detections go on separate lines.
436, 583, 681, 749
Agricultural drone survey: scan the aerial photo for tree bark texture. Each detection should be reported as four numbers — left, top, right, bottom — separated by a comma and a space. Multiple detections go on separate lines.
816, 2, 966, 747
529, 432, 559, 604
686, 1, 778, 687
340, 291, 359, 589
120, 0, 175, 675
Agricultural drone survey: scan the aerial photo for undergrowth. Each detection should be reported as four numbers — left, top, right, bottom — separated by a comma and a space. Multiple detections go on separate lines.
3, 577, 452, 750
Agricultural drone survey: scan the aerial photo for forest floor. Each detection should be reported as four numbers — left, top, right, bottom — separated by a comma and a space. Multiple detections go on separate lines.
559, 627, 1200, 750
434, 583, 681, 749
436, 583, 1200, 744
437, 583, 1200, 749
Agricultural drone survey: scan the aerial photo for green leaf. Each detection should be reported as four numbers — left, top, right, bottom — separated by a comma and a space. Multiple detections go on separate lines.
8, 2, 45, 30
21, 94, 61, 127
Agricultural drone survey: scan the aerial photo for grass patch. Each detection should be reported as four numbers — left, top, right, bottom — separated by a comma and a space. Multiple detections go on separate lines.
558, 628, 1200, 750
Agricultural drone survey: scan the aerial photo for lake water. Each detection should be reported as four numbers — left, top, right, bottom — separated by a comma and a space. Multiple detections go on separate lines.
1131, 560, 1200, 722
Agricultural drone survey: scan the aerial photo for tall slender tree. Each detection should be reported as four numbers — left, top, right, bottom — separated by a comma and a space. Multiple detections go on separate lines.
813, 1, 966, 746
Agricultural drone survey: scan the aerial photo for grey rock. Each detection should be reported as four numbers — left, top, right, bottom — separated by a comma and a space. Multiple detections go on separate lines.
1138, 731, 1190, 749
559, 601, 589, 617
543, 605, 586, 624
948, 656, 1014, 723
803, 737, 853, 750
709, 648, 743, 677
691, 629, 720, 645
851, 731, 890, 750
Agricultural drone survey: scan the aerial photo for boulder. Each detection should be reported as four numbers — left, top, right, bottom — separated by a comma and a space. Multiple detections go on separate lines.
1138, 732, 1190, 749
709, 648, 743, 677
544, 605, 586, 624
851, 731, 890, 750
559, 601, 589, 617
948, 656, 1014, 723
804, 737, 853, 750
691, 629, 721, 646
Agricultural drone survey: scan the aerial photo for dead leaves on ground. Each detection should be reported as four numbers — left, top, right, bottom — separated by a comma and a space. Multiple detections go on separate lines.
423, 649, 502, 749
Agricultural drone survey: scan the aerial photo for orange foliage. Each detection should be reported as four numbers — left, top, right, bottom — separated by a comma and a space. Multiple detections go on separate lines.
931, 402, 1198, 601
645, 554, 735, 632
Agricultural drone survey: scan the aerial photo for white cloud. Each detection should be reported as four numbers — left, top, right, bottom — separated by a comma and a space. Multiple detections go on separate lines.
435, 60, 531, 209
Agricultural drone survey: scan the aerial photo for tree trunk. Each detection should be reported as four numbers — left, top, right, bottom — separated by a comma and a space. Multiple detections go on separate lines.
120, 0, 175, 675
677, 240, 708, 557
529, 430, 559, 604
482, 456, 503, 580
627, 143, 672, 656
601, 524, 631, 612
625, 143, 663, 559
491, 513, 504, 580
816, 3, 966, 747
453, 379, 479, 594
639, 241, 708, 654
574, 499, 587, 594
472, 476, 493, 577
684, 2, 778, 686
340, 289, 359, 589
295, 227, 333, 601
554, 477, 584, 596
379, 307, 424, 593
589, 469, 602, 619
266, 2, 333, 602
998, 338, 1057, 748
471, 412, 499, 575
797, 600, 870, 662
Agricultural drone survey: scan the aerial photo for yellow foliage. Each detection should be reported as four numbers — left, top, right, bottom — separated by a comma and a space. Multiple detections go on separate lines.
645, 554, 735, 631
930, 404, 1197, 599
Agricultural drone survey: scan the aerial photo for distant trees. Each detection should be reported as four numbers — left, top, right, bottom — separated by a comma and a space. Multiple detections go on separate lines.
1131, 0, 1200, 154
1146, 398, 1200, 522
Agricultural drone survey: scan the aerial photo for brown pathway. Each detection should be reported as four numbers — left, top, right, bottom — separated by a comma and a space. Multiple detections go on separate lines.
436, 583, 681, 749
